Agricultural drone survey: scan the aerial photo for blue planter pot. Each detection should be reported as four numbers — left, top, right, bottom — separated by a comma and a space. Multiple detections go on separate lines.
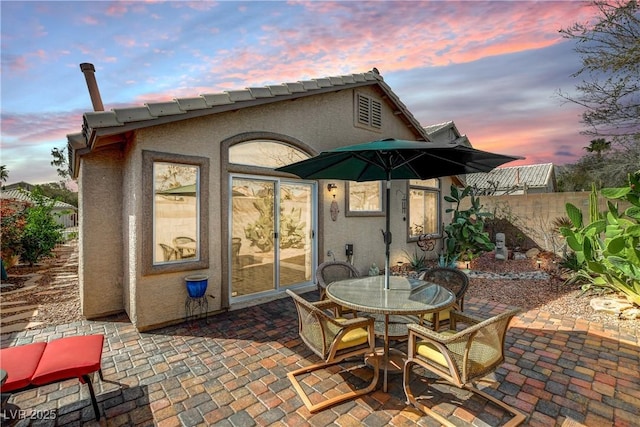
185, 275, 208, 298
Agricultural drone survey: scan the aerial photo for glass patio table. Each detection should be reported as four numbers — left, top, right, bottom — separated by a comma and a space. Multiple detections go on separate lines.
326, 275, 455, 392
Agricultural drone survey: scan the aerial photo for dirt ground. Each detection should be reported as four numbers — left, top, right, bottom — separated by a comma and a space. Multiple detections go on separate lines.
1, 244, 639, 335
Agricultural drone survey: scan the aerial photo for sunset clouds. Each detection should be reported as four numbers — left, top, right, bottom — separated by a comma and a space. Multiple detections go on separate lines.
1, 1, 597, 184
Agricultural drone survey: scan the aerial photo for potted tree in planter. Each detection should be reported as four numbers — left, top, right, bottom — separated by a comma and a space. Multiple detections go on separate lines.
443, 185, 495, 269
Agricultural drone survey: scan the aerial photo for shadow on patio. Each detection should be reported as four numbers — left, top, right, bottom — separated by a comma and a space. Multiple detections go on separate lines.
1, 293, 639, 426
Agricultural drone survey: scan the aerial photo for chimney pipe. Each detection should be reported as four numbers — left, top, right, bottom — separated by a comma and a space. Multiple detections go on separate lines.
79, 63, 104, 112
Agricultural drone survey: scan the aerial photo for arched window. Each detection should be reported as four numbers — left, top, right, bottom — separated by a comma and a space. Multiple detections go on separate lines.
229, 140, 310, 168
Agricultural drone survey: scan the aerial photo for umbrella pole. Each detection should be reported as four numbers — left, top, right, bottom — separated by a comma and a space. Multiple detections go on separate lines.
384, 178, 391, 290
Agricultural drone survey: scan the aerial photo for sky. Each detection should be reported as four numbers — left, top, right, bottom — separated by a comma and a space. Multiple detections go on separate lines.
1, 0, 600, 186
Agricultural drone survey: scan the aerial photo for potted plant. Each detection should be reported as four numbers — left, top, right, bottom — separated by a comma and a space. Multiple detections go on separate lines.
184, 274, 209, 298
443, 185, 495, 267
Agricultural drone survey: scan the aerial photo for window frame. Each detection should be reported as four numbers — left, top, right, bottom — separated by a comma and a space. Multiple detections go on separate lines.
406, 179, 441, 242
142, 150, 209, 275
345, 181, 386, 217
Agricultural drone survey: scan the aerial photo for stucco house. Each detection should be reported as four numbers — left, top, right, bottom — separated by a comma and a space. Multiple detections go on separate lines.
67, 66, 460, 331
424, 120, 472, 147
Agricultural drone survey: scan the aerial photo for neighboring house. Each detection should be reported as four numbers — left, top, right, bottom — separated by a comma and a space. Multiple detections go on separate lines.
3, 182, 37, 192
424, 120, 472, 147
1, 186, 78, 228
465, 163, 557, 195
67, 67, 464, 331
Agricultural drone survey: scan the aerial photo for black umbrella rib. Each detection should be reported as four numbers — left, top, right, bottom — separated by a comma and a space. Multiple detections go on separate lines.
352, 152, 386, 181
390, 151, 428, 170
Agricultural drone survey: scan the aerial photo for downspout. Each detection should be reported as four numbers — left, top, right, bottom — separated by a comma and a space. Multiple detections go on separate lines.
80, 63, 104, 112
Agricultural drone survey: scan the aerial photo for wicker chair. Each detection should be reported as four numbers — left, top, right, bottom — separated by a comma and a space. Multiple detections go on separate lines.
403, 309, 525, 427
173, 236, 196, 259
316, 261, 361, 317
159, 243, 179, 261
286, 289, 379, 413
315, 261, 360, 300
417, 267, 469, 327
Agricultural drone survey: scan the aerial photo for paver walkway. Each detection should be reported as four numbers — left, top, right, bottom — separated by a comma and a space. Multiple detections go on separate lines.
0, 242, 79, 333
1, 289, 639, 426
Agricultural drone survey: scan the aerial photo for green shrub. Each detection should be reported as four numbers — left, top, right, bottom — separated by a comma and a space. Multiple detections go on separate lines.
560, 172, 640, 304
19, 189, 64, 266
443, 185, 495, 263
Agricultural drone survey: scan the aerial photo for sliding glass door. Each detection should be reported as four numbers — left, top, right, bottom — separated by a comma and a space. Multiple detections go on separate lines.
230, 175, 316, 300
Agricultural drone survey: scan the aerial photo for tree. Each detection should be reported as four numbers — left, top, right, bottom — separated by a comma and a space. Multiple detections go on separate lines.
1, 198, 28, 264
36, 182, 78, 207
583, 137, 612, 158
51, 146, 71, 179
559, 0, 640, 143
19, 189, 64, 266
0, 165, 8, 183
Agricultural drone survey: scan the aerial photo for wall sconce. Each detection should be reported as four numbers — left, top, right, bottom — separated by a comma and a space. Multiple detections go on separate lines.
327, 183, 337, 198
327, 183, 339, 221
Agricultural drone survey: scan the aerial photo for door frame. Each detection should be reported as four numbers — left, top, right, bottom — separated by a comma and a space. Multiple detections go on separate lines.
228, 173, 318, 304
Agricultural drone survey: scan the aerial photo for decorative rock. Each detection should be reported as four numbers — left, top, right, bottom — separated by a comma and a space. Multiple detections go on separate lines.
590, 297, 633, 314
513, 252, 527, 260
526, 248, 540, 259
465, 270, 549, 280
620, 308, 640, 320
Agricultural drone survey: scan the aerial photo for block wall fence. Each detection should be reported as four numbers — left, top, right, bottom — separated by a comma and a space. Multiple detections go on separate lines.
460, 192, 631, 253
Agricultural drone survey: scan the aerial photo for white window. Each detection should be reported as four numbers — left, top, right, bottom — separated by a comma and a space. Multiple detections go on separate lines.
345, 181, 385, 217
408, 179, 440, 239
142, 151, 209, 275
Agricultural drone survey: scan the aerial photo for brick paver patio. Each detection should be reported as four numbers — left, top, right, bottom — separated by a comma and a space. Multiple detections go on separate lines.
1, 292, 639, 426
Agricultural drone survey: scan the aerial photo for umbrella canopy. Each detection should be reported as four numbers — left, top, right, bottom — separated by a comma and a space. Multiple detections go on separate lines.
275, 138, 523, 289
156, 184, 197, 197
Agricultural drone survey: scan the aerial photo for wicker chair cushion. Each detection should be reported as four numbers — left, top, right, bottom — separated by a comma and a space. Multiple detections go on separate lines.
335, 319, 369, 350
421, 309, 451, 322
415, 330, 456, 366
417, 333, 501, 372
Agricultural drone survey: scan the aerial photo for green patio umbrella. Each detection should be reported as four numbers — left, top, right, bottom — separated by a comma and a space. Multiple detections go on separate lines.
156, 183, 197, 197
275, 138, 522, 290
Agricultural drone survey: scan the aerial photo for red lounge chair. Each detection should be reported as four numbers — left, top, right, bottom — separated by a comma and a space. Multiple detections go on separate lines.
0, 335, 104, 420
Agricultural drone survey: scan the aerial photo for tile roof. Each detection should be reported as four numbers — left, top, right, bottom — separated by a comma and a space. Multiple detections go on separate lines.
67, 69, 431, 177
1, 189, 76, 210
465, 163, 555, 192
424, 121, 456, 136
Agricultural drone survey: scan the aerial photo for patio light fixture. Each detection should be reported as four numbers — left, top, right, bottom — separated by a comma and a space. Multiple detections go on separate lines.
327, 183, 337, 198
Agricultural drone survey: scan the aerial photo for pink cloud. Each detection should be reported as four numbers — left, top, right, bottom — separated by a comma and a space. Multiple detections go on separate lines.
203, 0, 596, 85
81, 16, 99, 26
1, 111, 84, 145
105, 3, 128, 17
457, 106, 590, 165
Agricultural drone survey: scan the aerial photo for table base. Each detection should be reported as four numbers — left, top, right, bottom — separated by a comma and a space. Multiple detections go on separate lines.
365, 348, 406, 375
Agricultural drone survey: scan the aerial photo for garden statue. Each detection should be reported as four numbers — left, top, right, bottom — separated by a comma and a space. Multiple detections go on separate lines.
369, 262, 379, 276
495, 233, 507, 261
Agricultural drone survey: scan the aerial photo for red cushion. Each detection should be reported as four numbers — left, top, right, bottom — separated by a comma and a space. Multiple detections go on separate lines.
0, 342, 47, 392
31, 335, 104, 386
